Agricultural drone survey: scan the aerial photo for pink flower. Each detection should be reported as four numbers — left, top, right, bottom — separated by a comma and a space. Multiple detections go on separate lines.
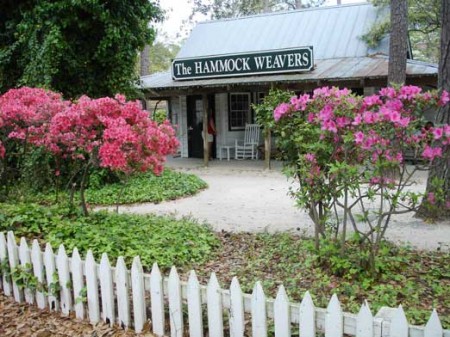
433, 127, 443, 140
319, 105, 333, 121
352, 115, 362, 125
397, 117, 410, 128
439, 90, 449, 105
363, 95, 382, 107
427, 192, 436, 205
290, 94, 310, 111
422, 146, 442, 161
305, 153, 316, 162
379, 87, 396, 99
322, 120, 337, 133
354, 131, 364, 144
274, 103, 291, 121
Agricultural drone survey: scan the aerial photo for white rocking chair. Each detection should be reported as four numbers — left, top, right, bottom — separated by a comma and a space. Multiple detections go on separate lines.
235, 124, 260, 160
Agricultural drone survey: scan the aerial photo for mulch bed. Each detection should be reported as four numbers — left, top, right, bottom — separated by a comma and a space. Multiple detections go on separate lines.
0, 293, 154, 337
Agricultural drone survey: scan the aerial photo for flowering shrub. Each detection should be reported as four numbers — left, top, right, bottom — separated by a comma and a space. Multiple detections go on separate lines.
272, 86, 450, 269
0, 87, 179, 213
0, 87, 68, 155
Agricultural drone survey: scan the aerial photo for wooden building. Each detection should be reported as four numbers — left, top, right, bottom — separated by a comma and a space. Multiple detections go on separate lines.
141, 3, 438, 162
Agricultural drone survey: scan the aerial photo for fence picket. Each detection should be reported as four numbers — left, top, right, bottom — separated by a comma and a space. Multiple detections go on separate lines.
274, 285, 291, 337
0, 232, 12, 296
1, 230, 448, 337
390, 306, 409, 337
71, 248, 85, 320
229, 277, 245, 337
207, 272, 224, 337
19, 237, 34, 304
44, 243, 59, 311
356, 301, 373, 337
299, 291, 315, 337
100, 253, 115, 326
131, 256, 146, 333
7, 231, 23, 302
57, 244, 72, 315
252, 281, 267, 337
151, 263, 165, 336
187, 270, 203, 337
325, 294, 343, 337
85, 250, 100, 324
168, 266, 184, 337
424, 310, 443, 337
116, 257, 130, 329
31, 240, 46, 309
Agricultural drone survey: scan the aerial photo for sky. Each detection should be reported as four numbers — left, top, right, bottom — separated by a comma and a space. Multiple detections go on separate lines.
156, 0, 367, 44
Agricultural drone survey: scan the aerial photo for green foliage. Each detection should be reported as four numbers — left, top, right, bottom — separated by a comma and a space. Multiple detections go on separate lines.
254, 89, 293, 132
85, 169, 207, 205
365, 0, 441, 62
0, 0, 162, 98
152, 109, 169, 124
149, 41, 180, 74
12, 169, 207, 207
0, 203, 220, 270
361, 19, 390, 49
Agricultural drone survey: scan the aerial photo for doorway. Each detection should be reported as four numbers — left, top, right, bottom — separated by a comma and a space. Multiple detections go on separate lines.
187, 95, 204, 158
187, 95, 216, 158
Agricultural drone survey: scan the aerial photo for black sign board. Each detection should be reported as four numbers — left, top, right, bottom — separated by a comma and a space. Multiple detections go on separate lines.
171, 47, 314, 80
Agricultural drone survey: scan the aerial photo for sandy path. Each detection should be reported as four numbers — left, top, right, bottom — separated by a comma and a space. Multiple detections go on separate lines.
116, 164, 450, 251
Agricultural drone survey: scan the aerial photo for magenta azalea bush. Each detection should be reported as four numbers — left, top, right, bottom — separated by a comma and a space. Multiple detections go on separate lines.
0, 87, 179, 214
273, 86, 449, 267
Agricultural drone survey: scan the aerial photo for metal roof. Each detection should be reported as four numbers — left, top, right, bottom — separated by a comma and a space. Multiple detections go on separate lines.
141, 56, 438, 92
176, 3, 388, 60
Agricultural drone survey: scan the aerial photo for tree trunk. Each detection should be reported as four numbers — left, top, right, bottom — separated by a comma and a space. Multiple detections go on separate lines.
295, 0, 302, 9
420, 0, 450, 219
388, 0, 408, 86
263, 0, 270, 13
140, 45, 151, 76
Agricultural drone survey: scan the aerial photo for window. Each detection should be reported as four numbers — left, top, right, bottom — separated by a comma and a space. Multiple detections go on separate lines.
229, 93, 251, 130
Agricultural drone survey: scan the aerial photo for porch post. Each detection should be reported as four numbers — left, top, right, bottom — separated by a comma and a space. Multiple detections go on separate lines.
202, 94, 209, 167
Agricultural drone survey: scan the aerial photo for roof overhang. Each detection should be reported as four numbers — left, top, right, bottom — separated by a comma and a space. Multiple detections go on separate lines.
140, 55, 438, 98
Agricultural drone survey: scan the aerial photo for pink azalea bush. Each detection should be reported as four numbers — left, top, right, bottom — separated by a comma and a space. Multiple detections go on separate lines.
48, 94, 179, 175
0, 87, 68, 152
0, 87, 179, 213
272, 85, 450, 264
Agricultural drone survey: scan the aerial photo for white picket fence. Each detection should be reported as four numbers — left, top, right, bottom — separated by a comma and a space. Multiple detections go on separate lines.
0, 230, 448, 337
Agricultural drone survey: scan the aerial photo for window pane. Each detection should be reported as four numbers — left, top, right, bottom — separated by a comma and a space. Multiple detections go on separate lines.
229, 93, 250, 130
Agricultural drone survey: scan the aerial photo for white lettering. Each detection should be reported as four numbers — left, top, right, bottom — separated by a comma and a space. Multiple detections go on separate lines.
254, 56, 265, 69
195, 62, 203, 74
203, 61, 210, 73
242, 57, 250, 70
302, 52, 310, 67
287, 54, 294, 67
273, 54, 286, 68
294, 53, 302, 67
265, 56, 273, 69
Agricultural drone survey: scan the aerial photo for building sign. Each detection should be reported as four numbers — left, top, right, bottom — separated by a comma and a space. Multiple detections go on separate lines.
171, 47, 314, 80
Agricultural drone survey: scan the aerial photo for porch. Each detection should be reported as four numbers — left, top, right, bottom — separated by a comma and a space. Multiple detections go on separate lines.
164, 155, 284, 172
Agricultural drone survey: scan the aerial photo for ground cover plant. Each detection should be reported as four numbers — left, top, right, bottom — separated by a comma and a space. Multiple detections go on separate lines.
1, 203, 448, 328
192, 232, 450, 329
0, 203, 219, 269
20, 169, 207, 206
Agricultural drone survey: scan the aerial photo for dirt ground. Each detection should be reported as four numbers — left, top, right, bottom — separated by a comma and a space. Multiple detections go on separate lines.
114, 158, 450, 251
0, 293, 154, 337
